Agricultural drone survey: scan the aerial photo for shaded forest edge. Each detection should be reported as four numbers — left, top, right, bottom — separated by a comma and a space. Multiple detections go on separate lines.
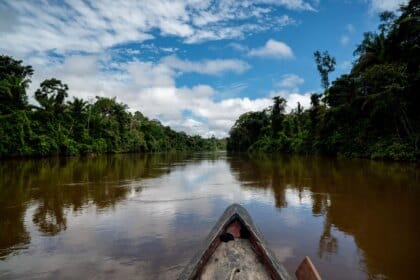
227, 1, 420, 161
0, 58, 226, 158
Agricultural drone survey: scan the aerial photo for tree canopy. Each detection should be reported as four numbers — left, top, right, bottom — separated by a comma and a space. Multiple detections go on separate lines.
228, 0, 420, 161
0, 56, 225, 158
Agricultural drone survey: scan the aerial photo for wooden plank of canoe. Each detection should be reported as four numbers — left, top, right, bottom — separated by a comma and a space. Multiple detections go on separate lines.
295, 256, 322, 280
178, 204, 292, 280
200, 238, 271, 280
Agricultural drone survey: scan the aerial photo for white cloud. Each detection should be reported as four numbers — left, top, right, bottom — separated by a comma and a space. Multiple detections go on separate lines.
160, 47, 178, 53
184, 15, 295, 44
257, 0, 317, 11
0, 1, 153, 55
0, 0, 316, 137
167, 118, 205, 133
162, 56, 250, 75
368, 0, 408, 12
228, 43, 249, 52
0, 1, 307, 56
128, 86, 272, 137
17, 159, 282, 279
277, 74, 304, 90
28, 54, 267, 138
127, 61, 175, 88
270, 90, 312, 112
249, 39, 294, 59
271, 73, 310, 112
286, 92, 312, 110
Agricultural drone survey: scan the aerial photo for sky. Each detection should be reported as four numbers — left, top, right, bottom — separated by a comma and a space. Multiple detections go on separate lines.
0, 0, 408, 138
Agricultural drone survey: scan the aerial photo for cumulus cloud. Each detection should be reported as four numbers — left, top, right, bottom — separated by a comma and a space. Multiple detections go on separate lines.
368, 0, 408, 12
249, 39, 294, 59
270, 90, 312, 112
28, 54, 268, 138
0, 0, 316, 137
285, 92, 312, 110
127, 61, 175, 88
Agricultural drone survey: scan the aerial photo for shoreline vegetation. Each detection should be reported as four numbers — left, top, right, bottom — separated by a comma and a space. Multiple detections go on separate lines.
228, 2, 419, 161
0, 57, 225, 158
1, 1, 419, 161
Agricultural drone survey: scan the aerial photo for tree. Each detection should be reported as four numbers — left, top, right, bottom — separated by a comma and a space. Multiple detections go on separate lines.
309, 93, 324, 136
0, 56, 33, 114
352, 32, 388, 74
314, 50, 336, 90
0, 76, 29, 113
34, 79, 69, 114
0, 56, 34, 156
325, 74, 356, 107
227, 0, 419, 160
67, 97, 88, 142
0, 55, 33, 81
228, 111, 270, 151
271, 96, 286, 136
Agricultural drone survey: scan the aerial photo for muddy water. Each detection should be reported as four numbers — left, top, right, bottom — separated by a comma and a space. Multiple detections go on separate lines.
0, 153, 419, 279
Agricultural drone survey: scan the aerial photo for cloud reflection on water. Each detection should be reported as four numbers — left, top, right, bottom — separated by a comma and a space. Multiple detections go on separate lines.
0, 153, 419, 279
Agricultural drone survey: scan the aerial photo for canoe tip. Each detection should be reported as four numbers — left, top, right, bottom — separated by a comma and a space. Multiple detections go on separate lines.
226, 203, 243, 208
223, 203, 249, 215
295, 256, 322, 280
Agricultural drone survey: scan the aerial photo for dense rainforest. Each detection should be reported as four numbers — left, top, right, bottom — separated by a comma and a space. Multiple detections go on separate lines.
0, 56, 225, 158
228, 1, 420, 161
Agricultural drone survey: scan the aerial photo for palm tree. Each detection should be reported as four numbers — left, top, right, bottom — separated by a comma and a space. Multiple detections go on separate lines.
67, 97, 87, 115
352, 32, 387, 74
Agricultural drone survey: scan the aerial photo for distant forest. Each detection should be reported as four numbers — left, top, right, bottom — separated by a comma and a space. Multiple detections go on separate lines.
228, 1, 420, 161
0, 57, 225, 158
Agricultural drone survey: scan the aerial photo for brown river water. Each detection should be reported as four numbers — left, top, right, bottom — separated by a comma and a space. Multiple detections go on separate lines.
0, 153, 419, 279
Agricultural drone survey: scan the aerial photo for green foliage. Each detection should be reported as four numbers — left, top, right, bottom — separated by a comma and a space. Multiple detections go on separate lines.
0, 56, 33, 114
314, 50, 336, 89
0, 56, 225, 158
0, 111, 33, 156
271, 96, 286, 136
370, 139, 417, 161
31, 135, 58, 156
227, 111, 270, 151
35, 79, 69, 113
228, 0, 420, 161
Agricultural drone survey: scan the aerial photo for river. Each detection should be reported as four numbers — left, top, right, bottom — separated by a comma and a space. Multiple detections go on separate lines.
0, 153, 419, 279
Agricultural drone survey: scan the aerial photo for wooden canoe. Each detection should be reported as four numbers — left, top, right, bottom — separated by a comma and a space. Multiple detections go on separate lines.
179, 203, 321, 280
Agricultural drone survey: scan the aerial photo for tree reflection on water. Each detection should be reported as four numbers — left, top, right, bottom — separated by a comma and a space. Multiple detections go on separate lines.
227, 154, 420, 279
0, 154, 189, 257
0, 153, 419, 279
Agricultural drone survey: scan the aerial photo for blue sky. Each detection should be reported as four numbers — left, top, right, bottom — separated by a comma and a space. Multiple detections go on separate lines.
0, 0, 407, 137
